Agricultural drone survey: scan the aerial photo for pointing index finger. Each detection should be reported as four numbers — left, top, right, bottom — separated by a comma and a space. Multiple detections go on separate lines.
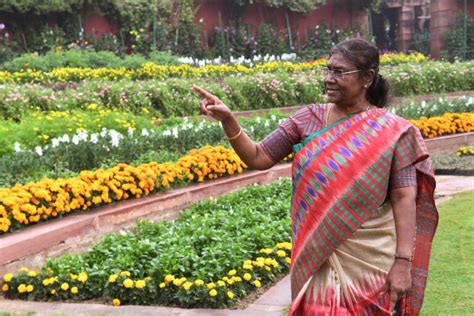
192, 85, 216, 100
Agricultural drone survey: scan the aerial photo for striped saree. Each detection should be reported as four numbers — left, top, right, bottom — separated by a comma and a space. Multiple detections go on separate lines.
288, 108, 438, 315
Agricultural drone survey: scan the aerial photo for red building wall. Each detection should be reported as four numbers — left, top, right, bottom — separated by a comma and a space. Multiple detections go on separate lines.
195, 0, 368, 44
82, 11, 119, 38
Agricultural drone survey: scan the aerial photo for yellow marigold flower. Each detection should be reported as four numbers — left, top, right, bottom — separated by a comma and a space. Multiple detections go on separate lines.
112, 298, 121, 306
51, 289, 57, 295
87, 103, 98, 110
120, 271, 131, 277
254, 280, 261, 288
233, 276, 242, 282
183, 281, 193, 291
207, 282, 215, 289
227, 291, 235, 299
2, 284, 9, 292
159, 282, 166, 288
108, 274, 118, 283
135, 280, 146, 289
123, 278, 134, 288
217, 280, 226, 287
42, 279, 50, 286
70, 274, 78, 280
254, 261, 264, 268
78, 272, 88, 283
209, 289, 218, 297
222, 276, 229, 281
265, 258, 273, 266
145, 276, 152, 281
228, 269, 237, 276
286, 257, 291, 265
277, 250, 286, 257
61, 283, 69, 291
194, 279, 204, 286
243, 273, 252, 281
164, 275, 175, 283
28, 271, 37, 278
19, 267, 29, 273
3, 273, 13, 282
71, 286, 78, 294
18, 284, 27, 293
243, 263, 253, 270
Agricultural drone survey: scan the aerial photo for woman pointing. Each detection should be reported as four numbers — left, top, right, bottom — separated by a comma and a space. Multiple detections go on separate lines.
193, 38, 438, 316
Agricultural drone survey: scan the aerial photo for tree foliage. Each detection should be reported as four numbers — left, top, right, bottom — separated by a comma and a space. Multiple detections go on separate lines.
230, 0, 381, 13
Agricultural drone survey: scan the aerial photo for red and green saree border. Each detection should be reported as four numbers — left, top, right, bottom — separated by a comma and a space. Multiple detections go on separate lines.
288, 108, 438, 315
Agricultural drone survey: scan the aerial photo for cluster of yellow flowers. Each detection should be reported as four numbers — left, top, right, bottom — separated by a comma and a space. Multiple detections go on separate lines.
106, 241, 292, 306
456, 146, 474, 157
0, 145, 247, 234
409, 113, 474, 139
1, 241, 292, 306
0, 52, 426, 84
380, 52, 427, 65
1, 268, 88, 297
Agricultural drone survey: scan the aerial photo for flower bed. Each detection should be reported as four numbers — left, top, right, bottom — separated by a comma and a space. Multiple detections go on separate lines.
1, 61, 473, 121
390, 95, 474, 119
1, 179, 292, 308
409, 113, 474, 138
0, 52, 428, 84
456, 146, 474, 157
0, 145, 247, 234
0, 112, 285, 187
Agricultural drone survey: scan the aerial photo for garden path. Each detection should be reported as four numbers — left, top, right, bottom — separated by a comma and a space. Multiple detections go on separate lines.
0, 175, 472, 315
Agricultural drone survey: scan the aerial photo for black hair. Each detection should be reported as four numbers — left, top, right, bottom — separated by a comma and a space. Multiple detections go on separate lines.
330, 38, 389, 108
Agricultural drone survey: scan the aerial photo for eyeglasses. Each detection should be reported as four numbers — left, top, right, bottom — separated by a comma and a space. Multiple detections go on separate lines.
322, 68, 361, 79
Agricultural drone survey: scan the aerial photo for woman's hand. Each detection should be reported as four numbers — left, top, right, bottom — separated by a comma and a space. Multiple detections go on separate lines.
192, 85, 233, 122
385, 259, 412, 312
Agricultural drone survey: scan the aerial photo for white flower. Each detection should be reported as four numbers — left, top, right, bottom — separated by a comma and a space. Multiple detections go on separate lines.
141, 128, 150, 137
128, 127, 134, 137
35, 146, 43, 156
72, 135, 80, 145
51, 138, 60, 148
264, 120, 270, 127
109, 130, 122, 147
78, 130, 88, 142
90, 133, 99, 144
100, 128, 108, 137
14, 142, 22, 153
271, 114, 276, 121
172, 127, 178, 138
61, 134, 70, 143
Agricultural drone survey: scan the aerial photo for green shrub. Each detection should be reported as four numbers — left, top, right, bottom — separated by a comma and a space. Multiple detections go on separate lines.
1, 49, 181, 72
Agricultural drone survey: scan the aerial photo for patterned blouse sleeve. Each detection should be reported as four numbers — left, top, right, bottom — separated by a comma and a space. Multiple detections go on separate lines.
258, 107, 310, 163
390, 165, 417, 188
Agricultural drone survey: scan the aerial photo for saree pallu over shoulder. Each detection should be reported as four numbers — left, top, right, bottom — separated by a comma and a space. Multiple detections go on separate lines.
289, 109, 438, 315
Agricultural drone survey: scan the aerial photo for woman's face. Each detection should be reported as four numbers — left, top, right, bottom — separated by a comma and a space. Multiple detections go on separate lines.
324, 53, 369, 106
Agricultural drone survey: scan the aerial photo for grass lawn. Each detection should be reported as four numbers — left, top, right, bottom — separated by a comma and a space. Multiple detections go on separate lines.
422, 190, 474, 315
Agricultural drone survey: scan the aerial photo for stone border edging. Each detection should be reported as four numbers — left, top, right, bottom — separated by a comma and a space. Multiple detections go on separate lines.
0, 164, 291, 274
425, 132, 474, 155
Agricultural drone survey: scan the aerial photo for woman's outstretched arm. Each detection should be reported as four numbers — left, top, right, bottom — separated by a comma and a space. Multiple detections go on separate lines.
192, 85, 276, 170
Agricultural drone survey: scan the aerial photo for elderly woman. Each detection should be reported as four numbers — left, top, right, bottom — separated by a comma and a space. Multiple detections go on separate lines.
193, 38, 438, 315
